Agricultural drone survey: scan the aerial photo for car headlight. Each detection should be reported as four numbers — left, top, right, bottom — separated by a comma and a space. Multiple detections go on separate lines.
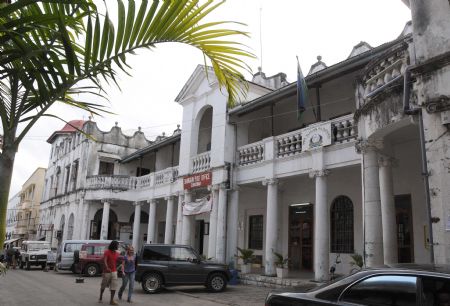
30, 255, 36, 259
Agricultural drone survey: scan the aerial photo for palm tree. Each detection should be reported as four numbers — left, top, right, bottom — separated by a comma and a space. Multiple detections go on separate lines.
0, 0, 254, 247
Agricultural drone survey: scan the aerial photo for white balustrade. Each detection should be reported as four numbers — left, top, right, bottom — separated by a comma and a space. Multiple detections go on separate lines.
331, 114, 357, 143
237, 141, 264, 166
86, 175, 131, 190
192, 151, 211, 173
236, 114, 359, 167
364, 49, 408, 98
276, 130, 302, 158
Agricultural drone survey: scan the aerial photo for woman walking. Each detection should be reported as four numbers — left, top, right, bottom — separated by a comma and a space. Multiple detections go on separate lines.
118, 245, 136, 303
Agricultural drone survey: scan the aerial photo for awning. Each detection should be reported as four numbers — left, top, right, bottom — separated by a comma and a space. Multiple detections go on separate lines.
3, 238, 20, 245
183, 195, 212, 216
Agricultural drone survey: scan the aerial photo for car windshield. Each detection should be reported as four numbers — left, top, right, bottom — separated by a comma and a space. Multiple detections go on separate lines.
28, 243, 50, 251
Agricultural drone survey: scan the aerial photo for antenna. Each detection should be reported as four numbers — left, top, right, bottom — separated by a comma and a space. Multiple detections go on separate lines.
259, 6, 263, 70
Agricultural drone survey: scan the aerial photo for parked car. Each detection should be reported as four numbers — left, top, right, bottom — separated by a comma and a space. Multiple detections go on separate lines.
74, 241, 126, 276
265, 264, 450, 306
56, 239, 110, 272
135, 244, 231, 294
19, 241, 52, 270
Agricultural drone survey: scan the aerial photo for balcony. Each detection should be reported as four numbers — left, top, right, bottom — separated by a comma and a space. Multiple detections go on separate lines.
85, 166, 179, 191
191, 151, 211, 173
237, 114, 358, 166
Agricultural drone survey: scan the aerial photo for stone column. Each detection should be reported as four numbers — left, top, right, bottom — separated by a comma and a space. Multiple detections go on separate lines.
263, 178, 278, 276
175, 193, 184, 244
146, 199, 156, 244
358, 140, 384, 267
310, 170, 330, 281
132, 201, 142, 250
181, 191, 193, 246
75, 197, 84, 239
208, 185, 219, 259
227, 187, 239, 266
80, 200, 89, 240
379, 156, 398, 264
164, 196, 175, 244
216, 184, 228, 263
100, 200, 110, 240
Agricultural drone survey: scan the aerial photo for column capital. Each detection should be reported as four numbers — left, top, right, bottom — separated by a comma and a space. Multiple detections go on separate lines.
101, 199, 111, 204
165, 195, 174, 201
147, 199, 156, 204
233, 185, 241, 192
262, 178, 278, 186
133, 201, 143, 207
309, 169, 330, 178
80, 190, 86, 199
355, 138, 383, 154
378, 155, 398, 168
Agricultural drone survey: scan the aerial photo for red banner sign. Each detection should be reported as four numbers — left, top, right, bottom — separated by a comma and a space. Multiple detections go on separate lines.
183, 172, 212, 190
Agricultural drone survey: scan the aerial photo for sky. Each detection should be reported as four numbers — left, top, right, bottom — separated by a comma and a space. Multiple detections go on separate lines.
4, 0, 411, 198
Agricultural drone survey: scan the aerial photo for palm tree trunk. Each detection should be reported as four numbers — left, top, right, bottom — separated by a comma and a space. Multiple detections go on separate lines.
0, 131, 17, 248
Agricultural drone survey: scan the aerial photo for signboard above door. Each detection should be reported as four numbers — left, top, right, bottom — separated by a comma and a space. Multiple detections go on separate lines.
183, 171, 212, 190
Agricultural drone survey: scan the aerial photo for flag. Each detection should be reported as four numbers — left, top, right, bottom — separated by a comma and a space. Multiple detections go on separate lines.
296, 56, 308, 121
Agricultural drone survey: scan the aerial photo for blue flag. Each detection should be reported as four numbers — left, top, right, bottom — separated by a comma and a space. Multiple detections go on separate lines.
296, 56, 307, 121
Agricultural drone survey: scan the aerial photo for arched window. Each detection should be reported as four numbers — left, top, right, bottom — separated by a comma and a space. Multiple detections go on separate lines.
330, 195, 354, 253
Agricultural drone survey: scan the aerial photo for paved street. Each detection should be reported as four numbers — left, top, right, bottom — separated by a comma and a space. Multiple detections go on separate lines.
0, 268, 303, 306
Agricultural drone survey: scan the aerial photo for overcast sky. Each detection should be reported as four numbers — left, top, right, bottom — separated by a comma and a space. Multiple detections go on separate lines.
5, 0, 411, 198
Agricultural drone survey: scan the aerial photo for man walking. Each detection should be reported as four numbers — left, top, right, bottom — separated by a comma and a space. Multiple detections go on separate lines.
99, 241, 120, 305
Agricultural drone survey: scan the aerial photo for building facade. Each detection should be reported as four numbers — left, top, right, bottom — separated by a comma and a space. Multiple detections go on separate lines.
13, 168, 46, 241
6, 192, 20, 240
40, 1, 450, 281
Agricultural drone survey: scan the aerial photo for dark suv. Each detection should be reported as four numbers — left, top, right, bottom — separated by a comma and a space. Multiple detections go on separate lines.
135, 244, 231, 294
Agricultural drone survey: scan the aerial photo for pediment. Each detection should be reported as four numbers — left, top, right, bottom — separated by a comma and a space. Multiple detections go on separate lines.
175, 65, 217, 104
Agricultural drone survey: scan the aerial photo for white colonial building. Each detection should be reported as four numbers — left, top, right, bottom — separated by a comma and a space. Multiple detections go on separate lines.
40, 0, 450, 282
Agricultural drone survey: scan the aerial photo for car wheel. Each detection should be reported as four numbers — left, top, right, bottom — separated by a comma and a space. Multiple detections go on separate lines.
85, 263, 99, 277
206, 273, 227, 292
141, 273, 163, 294
26, 260, 31, 270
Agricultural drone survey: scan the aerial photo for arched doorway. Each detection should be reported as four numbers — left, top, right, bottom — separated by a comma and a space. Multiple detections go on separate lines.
67, 213, 75, 240
90, 209, 119, 240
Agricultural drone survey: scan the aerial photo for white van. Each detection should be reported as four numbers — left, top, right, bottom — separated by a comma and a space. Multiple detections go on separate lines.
56, 240, 111, 272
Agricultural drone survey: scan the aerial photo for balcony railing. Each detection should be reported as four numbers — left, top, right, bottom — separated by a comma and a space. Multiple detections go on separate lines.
192, 151, 211, 173
237, 114, 358, 166
85, 166, 179, 191
238, 141, 264, 166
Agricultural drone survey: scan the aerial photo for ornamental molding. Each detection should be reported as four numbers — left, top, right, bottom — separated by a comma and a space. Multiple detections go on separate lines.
424, 95, 450, 113
262, 178, 278, 186
378, 155, 398, 168
355, 138, 384, 154
309, 169, 331, 178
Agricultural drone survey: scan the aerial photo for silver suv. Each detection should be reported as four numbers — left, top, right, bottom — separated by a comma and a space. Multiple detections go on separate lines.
19, 241, 51, 270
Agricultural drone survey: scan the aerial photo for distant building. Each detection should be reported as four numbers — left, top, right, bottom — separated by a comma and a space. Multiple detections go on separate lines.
14, 168, 46, 241
6, 192, 20, 240
40, 1, 450, 282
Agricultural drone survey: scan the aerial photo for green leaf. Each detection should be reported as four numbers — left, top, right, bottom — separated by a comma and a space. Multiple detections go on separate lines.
84, 16, 93, 73
99, 13, 110, 62
115, 0, 126, 53
122, 0, 135, 50
91, 14, 101, 65
129, 0, 147, 47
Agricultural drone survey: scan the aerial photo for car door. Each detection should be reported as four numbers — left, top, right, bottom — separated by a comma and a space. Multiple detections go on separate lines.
338, 274, 419, 306
167, 246, 204, 284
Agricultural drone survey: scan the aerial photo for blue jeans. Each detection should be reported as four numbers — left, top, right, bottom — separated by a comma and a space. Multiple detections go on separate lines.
118, 271, 135, 301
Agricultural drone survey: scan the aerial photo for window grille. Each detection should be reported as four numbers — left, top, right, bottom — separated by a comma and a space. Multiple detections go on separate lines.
330, 195, 354, 253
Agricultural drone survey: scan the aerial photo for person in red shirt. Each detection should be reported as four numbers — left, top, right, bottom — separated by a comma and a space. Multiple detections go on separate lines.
99, 240, 120, 305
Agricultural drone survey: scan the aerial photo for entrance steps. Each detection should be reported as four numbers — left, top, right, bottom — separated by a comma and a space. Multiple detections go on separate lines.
238, 271, 319, 289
